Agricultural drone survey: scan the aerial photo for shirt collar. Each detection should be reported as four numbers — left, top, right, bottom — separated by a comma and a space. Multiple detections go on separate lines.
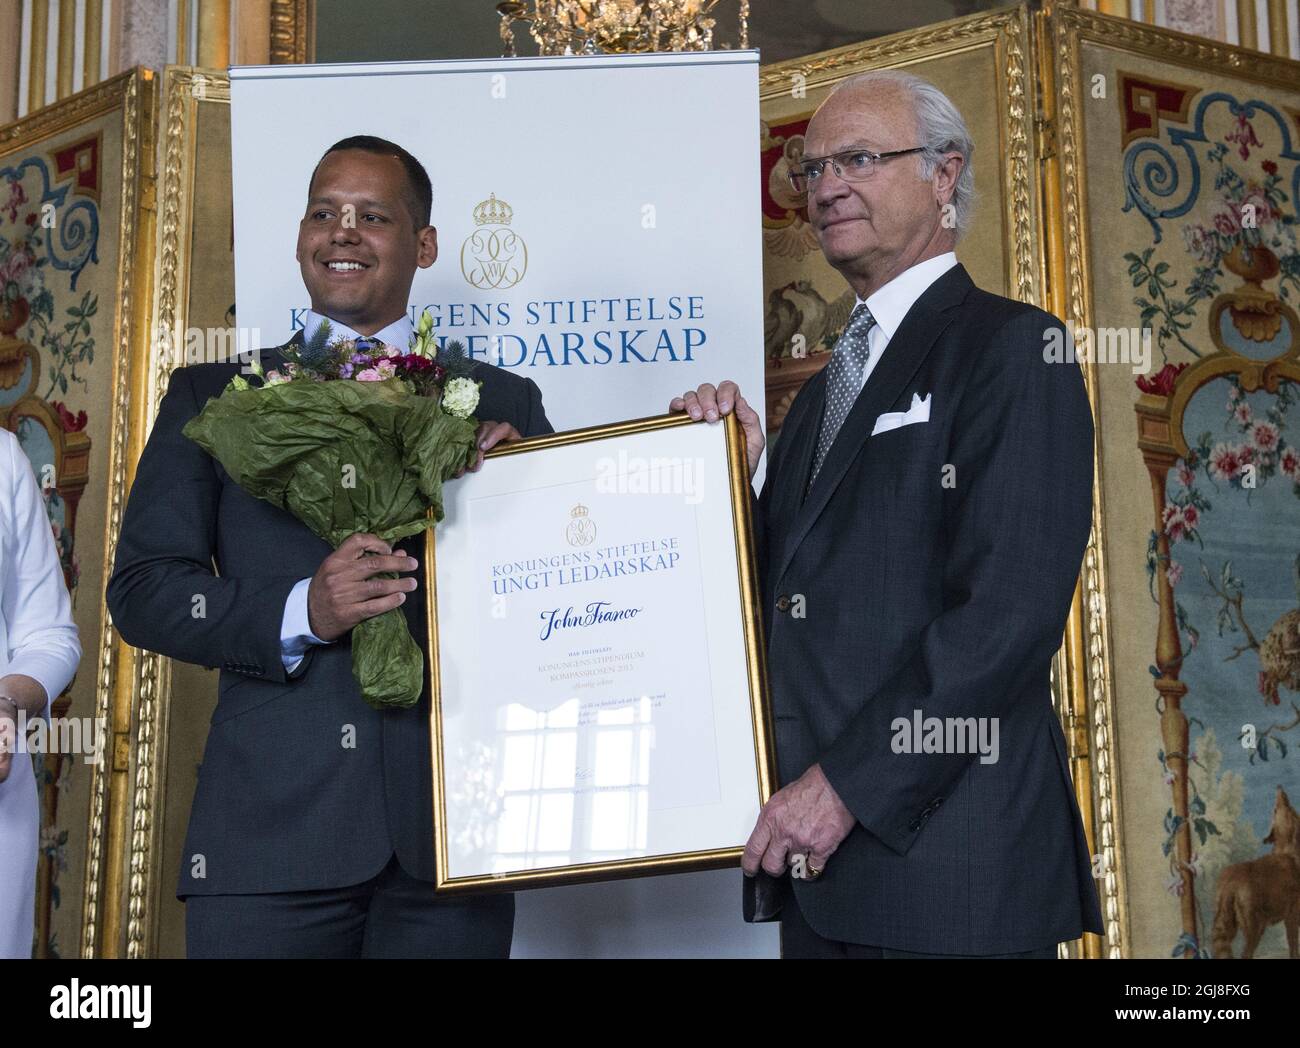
858, 252, 959, 341
302, 309, 414, 351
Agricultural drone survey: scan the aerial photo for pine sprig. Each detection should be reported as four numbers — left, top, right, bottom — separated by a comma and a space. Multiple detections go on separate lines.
296, 319, 335, 371
439, 338, 476, 382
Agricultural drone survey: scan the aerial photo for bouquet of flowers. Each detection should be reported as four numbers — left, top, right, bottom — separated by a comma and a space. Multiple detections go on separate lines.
182, 310, 480, 710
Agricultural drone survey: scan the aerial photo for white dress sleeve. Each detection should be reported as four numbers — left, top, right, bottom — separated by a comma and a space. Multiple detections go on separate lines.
0, 430, 81, 718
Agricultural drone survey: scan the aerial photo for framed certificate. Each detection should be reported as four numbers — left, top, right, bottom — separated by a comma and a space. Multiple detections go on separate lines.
426, 412, 776, 892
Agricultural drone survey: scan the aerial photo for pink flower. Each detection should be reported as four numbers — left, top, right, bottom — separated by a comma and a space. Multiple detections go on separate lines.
1136, 362, 1188, 396
1251, 421, 1280, 452
1167, 561, 1184, 587
1233, 402, 1253, 425
49, 400, 86, 431
2, 249, 29, 285
1281, 447, 1300, 477
354, 367, 383, 381
1177, 462, 1195, 489
1163, 504, 1187, 542
1182, 224, 1215, 262
1240, 188, 1275, 227
1, 179, 26, 223
1181, 505, 1199, 529
1209, 442, 1241, 481
1212, 202, 1242, 237
1225, 113, 1262, 160
1227, 385, 1241, 404
1237, 442, 1256, 465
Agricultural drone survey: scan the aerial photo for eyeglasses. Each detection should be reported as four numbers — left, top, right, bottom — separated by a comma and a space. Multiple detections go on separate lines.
787, 147, 926, 193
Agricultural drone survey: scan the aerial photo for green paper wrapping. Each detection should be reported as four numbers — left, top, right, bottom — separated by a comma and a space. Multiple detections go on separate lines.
182, 376, 478, 709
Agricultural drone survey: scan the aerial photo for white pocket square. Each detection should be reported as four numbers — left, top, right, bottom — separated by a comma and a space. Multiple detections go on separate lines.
872, 392, 932, 436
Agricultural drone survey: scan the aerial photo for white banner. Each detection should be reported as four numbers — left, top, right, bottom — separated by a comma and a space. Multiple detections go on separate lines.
228, 51, 764, 433
228, 52, 774, 958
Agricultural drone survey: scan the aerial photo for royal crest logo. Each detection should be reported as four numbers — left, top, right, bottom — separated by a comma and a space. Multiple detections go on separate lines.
565, 502, 596, 547
461, 192, 528, 290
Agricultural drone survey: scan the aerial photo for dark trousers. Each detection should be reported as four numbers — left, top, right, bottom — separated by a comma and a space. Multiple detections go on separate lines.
780, 893, 1058, 959
184, 853, 514, 959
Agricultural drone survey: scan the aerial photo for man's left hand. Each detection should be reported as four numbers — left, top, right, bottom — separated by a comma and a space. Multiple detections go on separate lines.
455, 420, 522, 477
742, 763, 856, 880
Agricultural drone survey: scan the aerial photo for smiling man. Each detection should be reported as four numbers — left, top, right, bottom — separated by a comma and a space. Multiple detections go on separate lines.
672, 71, 1103, 958
108, 136, 552, 958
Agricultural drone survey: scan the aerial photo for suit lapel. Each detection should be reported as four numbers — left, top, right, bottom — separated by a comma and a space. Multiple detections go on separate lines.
766, 366, 826, 560
259, 329, 303, 372
775, 263, 974, 583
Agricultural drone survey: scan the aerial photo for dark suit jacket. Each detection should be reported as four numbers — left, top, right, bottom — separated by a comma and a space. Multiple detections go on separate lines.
758, 263, 1104, 953
106, 333, 552, 897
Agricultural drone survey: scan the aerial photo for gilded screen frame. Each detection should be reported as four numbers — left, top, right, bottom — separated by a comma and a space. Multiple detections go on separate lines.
1043, 2, 1300, 959
0, 67, 160, 960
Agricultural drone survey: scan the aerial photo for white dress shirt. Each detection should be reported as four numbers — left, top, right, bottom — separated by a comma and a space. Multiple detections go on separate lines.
852, 251, 958, 393
0, 428, 81, 958
279, 310, 416, 674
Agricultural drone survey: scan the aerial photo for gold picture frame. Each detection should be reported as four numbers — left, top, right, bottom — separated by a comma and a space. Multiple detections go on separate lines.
426, 411, 777, 893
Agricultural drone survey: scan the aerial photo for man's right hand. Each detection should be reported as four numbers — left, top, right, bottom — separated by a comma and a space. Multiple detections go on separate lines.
668, 380, 765, 479
307, 532, 419, 642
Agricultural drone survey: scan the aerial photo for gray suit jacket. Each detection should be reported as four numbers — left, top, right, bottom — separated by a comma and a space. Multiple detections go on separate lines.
106, 334, 552, 896
756, 264, 1104, 953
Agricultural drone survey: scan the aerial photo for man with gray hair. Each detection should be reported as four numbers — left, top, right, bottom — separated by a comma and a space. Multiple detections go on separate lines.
671, 70, 1103, 957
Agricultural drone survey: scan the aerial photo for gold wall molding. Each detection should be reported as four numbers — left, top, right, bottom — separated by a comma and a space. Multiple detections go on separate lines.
270, 0, 315, 63
126, 66, 230, 958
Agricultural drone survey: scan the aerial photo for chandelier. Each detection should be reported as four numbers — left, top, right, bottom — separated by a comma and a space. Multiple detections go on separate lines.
496, 0, 750, 57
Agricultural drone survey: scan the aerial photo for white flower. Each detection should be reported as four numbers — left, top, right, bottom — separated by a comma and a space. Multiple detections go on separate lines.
410, 308, 438, 359
442, 377, 480, 419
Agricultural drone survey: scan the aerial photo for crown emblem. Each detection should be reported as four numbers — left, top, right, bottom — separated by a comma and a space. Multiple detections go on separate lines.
566, 503, 595, 546
473, 193, 513, 226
